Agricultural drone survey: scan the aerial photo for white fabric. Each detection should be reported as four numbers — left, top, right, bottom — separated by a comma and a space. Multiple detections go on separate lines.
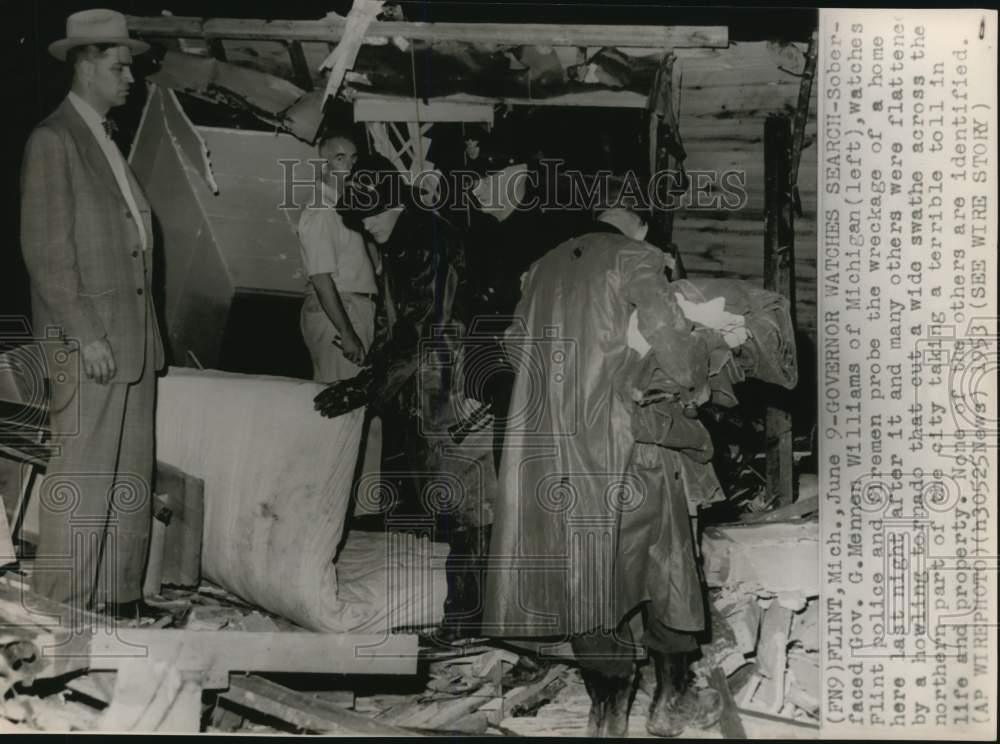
155, 367, 445, 632
67, 92, 146, 251
675, 294, 749, 348
626, 309, 652, 357
335, 531, 448, 632
472, 163, 528, 222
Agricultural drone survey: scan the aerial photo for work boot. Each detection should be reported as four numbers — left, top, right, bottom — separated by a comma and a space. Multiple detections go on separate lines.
647, 651, 723, 738
580, 668, 635, 737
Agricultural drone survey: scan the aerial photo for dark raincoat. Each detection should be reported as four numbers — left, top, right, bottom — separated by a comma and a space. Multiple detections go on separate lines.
483, 230, 716, 639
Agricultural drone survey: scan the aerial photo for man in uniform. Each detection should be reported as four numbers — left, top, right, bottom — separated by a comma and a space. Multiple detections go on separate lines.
298, 131, 381, 486
315, 155, 497, 640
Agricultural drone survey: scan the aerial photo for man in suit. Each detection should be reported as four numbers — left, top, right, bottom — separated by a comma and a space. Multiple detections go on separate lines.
20, 9, 165, 620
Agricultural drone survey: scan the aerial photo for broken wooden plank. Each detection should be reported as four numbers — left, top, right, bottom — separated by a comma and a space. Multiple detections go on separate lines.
65, 671, 116, 706
98, 659, 203, 732
735, 705, 820, 731
481, 664, 567, 726
754, 604, 793, 712
318, 0, 382, 103
786, 648, 820, 716
221, 674, 414, 735
763, 114, 796, 508
209, 702, 245, 732
723, 597, 763, 656
706, 666, 747, 739
374, 672, 498, 731
286, 41, 315, 92
127, 15, 728, 49
87, 630, 419, 682
4, 694, 102, 731
415, 684, 497, 733
353, 94, 494, 123
789, 599, 819, 652
736, 495, 818, 525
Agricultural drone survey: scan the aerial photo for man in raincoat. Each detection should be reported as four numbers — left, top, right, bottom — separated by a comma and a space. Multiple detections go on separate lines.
483, 206, 724, 737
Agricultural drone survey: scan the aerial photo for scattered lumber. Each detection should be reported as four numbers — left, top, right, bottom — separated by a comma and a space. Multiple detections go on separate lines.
1, 693, 101, 731
737, 495, 818, 524
481, 664, 567, 726
376, 682, 497, 733
220, 675, 414, 735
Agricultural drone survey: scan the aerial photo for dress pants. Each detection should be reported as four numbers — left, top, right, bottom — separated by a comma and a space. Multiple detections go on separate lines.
33, 321, 155, 613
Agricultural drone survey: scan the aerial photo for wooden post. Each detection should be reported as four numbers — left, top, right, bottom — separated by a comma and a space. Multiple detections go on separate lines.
287, 40, 315, 92
763, 115, 795, 507
789, 31, 819, 216
646, 52, 686, 276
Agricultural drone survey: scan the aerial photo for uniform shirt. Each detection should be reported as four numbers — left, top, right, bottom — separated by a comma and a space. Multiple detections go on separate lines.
297, 181, 377, 296
67, 92, 147, 251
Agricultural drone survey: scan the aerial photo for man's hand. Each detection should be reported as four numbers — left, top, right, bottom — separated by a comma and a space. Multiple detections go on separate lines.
82, 337, 116, 384
339, 329, 366, 366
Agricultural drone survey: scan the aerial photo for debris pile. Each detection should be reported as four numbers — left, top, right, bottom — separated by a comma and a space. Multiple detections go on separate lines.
701, 516, 820, 727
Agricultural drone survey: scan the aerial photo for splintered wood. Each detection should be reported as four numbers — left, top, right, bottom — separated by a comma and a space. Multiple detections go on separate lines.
700, 517, 821, 728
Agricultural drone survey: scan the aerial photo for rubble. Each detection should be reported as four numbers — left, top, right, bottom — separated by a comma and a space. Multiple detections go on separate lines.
700, 515, 821, 726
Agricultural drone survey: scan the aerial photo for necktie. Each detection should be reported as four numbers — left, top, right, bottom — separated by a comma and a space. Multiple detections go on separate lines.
101, 118, 117, 139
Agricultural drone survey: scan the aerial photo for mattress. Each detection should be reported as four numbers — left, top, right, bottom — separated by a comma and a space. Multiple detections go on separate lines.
156, 367, 446, 632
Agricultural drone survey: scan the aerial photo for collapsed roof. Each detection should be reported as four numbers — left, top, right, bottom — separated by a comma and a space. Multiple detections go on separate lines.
128, 12, 729, 141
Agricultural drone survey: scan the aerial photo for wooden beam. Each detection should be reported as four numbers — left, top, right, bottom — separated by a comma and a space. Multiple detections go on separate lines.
206, 37, 227, 62
706, 666, 748, 739
287, 41, 315, 92
646, 52, 686, 275
763, 114, 795, 509
220, 675, 415, 735
86, 630, 418, 683
354, 94, 494, 123
127, 16, 728, 49
355, 89, 647, 117
736, 495, 818, 525
500, 90, 650, 108
790, 31, 819, 189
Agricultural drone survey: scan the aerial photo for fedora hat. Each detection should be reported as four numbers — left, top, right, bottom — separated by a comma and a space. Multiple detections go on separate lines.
49, 9, 150, 61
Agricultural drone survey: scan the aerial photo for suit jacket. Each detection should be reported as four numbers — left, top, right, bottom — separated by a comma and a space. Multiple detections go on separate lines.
20, 99, 164, 392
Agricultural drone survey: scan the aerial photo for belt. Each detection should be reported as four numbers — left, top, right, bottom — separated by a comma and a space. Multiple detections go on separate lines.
345, 291, 377, 300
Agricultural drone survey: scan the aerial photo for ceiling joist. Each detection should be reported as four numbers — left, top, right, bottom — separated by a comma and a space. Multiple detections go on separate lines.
126, 15, 728, 49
